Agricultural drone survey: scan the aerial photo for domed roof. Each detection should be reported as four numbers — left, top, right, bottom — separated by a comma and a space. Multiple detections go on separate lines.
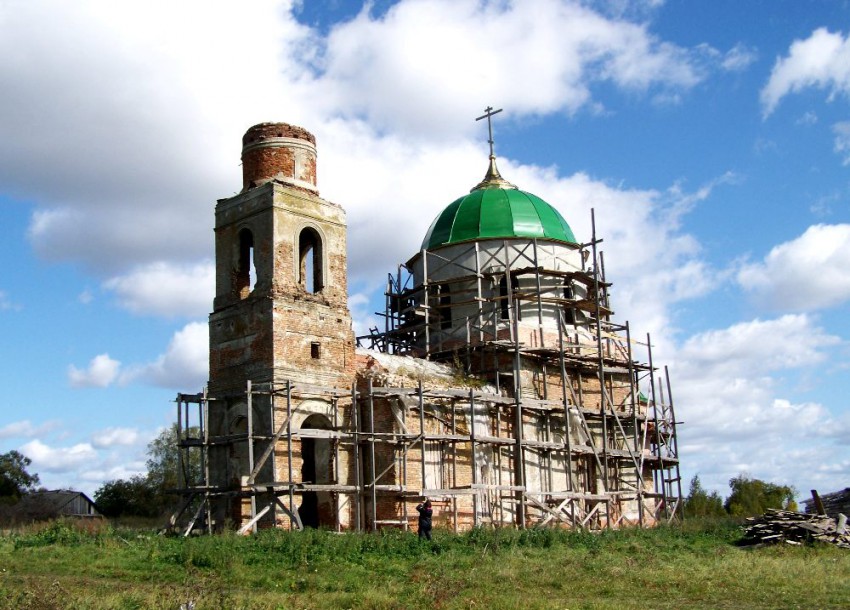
421, 157, 578, 251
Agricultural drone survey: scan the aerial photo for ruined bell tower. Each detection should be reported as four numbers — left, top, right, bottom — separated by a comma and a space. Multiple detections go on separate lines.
209, 123, 355, 393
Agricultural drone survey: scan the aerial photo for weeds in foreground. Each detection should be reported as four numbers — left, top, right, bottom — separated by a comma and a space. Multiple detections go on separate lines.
1, 518, 847, 609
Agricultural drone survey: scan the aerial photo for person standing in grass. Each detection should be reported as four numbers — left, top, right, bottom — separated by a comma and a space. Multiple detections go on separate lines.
416, 499, 432, 540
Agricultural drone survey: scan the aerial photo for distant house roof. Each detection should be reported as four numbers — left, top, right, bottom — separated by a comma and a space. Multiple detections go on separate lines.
6, 490, 101, 521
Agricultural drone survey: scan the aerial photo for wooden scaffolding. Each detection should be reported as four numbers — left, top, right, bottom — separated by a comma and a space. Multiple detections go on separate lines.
169, 214, 682, 535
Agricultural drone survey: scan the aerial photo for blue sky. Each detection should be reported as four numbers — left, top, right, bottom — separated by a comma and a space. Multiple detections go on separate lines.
2, 0, 850, 500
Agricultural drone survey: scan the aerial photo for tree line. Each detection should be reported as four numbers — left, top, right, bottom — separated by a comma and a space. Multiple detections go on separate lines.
0, 425, 197, 520
93, 424, 200, 518
683, 474, 797, 518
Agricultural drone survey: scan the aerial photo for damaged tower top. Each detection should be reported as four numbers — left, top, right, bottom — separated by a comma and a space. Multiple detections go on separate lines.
241, 122, 319, 194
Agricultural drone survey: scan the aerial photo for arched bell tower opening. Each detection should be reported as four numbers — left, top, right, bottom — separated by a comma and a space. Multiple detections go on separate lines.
236, 228, 256, 299
298, 227, 323, 293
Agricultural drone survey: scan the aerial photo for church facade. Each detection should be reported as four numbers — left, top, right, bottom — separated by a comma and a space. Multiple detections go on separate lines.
171, 119, 682, 534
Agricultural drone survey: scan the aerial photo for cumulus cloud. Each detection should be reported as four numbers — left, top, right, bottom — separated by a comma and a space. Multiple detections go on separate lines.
77, 289, 94, 305
721, 43, 757, 72
761, 27, 850, 116
68, 323, 208, 390
104, 261, 214, 317
20, 439, 98, 473
0, 420, 59, 440
349, 292, 382, 337
90, 427, 142, 449
672, 314, 843, 494
0, 0, 733, 306
2, 0, 312, 274
68, 353, 121, 388
832, 121, 850, 165
737, 224, 850, 311
797, 110, 818, 125
675, 314, 839, 377
317, 0, 704, 136
121, 322, 208, 389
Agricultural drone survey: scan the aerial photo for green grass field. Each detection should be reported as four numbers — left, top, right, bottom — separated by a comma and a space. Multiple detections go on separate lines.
1, 518, 847, 609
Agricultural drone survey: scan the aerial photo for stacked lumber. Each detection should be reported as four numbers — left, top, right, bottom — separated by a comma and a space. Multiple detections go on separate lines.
740, 509, 850, 548
803, 487, 850, 519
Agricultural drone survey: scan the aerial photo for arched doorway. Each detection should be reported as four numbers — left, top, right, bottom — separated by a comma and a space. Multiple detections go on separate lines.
299, 413, 334, 528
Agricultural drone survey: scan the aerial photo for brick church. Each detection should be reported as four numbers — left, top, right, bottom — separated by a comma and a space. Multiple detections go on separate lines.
171, 117, 682, 534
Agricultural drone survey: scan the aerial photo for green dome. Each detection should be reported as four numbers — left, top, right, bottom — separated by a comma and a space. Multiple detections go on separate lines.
422, 184, 577, 251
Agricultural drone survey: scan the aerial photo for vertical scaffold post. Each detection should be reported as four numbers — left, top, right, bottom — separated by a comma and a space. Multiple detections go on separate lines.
625, 322, 644, 528
419, 379, 426, 499
422, 249, 430, 359
333, 395, 340, 532
557, 313, 574, 493
665, 365, 683, 519
475, 242, 484, 345
176, 395, 184, 490
202, 388, 211, 533
286, 381, 294, 529
513, 297, 526, 527
646, 334, 668, 522
368, 377, 377, 531
247, 380, 257, 532
470, 390, 479, 526
532, 239, 545, 348
591, 210, 610, 507
352, 382, 362, 532
451, 399, 458, 532
269, 385, 277, 527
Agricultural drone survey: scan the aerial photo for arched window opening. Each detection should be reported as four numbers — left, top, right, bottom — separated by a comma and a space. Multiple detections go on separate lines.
299, 228, 323, 293
499, 274, 521, 321
236, 228, 256, 299
563, 280, 576, 326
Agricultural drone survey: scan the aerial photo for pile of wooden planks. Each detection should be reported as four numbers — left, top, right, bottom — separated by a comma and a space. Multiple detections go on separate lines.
740, 509, 850, 548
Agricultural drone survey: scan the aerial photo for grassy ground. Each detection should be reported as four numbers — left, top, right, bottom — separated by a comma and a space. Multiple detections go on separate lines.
0, 518, 848, 609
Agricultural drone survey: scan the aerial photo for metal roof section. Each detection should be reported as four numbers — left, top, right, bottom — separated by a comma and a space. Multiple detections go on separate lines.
421, 156, 578, 251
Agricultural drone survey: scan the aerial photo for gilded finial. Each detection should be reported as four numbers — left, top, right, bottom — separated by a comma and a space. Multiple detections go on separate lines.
472, 106, 516, 191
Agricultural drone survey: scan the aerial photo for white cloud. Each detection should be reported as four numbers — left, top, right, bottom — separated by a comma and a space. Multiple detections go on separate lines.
737, 224, 850, 311
721, 43, 757, 72
68, 353, 121, 388
0, 420, 59, 439
79, 464, 148, 486
672, 314, 844, 495
0, 290, 20, 311
349, 292, 378, 337
0, 0, 727, 302
67, 323, 208, 391
78, 289, 94, 304
832, 121, 850, 165
121, 322, 208, 389
2, 0, 311, 273
316, 0, 703, 137
20, 439, 98, 473
761, 27, 850, 116
797, 110, 818, 125
104, 261, 214, 317
90, 427, 142, 449
675, 314, 839, 377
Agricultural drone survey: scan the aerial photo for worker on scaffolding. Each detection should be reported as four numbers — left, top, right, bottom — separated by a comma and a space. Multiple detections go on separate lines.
416, 499, 433, 540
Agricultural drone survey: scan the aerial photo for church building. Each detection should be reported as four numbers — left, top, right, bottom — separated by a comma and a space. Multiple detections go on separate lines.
171, 115, 682, 534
